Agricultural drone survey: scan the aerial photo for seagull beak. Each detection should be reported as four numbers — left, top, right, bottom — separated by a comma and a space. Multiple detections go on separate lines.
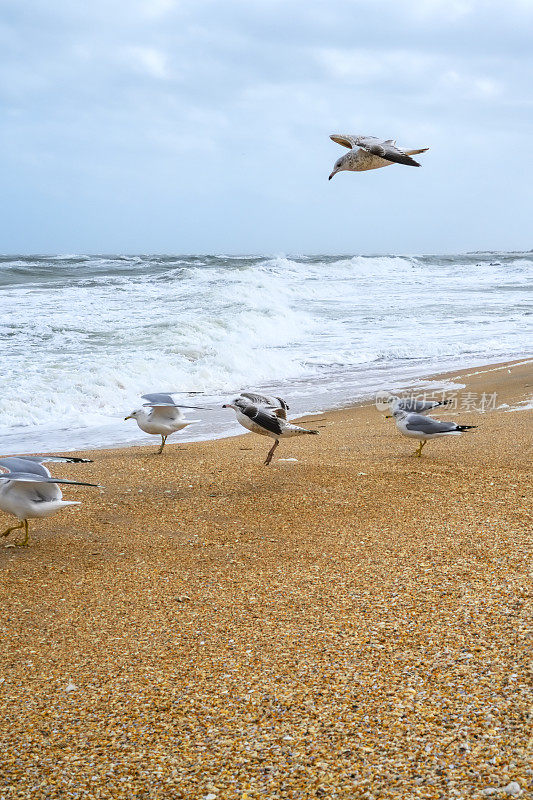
124, 415, 132, 420
222, 404, 227, 408
328, 170, 336, 180
385, 415, 392, 419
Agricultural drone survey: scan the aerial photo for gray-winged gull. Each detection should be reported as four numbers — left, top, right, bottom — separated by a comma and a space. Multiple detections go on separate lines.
125, 393, 202, 453
392, 409, 477, 457
329, 134, 429, 179
385, 395, 453, 418
0, 460, 99, 547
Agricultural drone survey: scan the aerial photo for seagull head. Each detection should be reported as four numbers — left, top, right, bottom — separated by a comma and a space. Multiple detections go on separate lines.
223, 398, 247, 411
384, 395, 400, 418
392, 408, 407, 419
329, 155, 348, 180
124, 409, 142, 421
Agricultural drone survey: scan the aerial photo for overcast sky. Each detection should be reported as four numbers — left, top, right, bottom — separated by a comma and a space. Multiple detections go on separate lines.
1, 0, 532, 254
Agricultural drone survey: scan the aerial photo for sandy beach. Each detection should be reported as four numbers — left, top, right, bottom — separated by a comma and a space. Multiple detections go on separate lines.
1, 359, 531, 799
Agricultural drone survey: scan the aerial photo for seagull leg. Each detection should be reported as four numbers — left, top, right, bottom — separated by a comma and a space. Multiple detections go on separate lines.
264, 439, 279, 466
15, 520, 30, 547
1, 521, 24, 539
157, 435, 167, 454
414, 440, 427, 458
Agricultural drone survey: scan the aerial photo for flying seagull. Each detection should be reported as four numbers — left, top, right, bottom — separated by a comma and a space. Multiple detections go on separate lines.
392, 409, 477, 457
329, 135, 429, 179
125, 393, 202, 453
223, 396, 318, 465
0, 460, 99, 547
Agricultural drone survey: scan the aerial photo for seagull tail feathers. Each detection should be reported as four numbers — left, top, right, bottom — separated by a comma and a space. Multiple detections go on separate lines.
456, 425, 477, 431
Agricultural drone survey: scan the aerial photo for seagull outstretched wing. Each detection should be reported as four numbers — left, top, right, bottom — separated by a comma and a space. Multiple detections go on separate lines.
331, 134, 428, 167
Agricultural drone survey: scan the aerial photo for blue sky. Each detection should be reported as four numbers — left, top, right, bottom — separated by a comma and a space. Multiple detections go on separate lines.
1, 0, 532, 254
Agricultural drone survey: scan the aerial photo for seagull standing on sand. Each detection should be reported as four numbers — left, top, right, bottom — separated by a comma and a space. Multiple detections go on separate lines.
0, 457, 99, 547
329, 134, 429, 179
125, 393, 201, 454
384, 395, 453, 418
223, 395, 318, 465
392, 409, 477, 457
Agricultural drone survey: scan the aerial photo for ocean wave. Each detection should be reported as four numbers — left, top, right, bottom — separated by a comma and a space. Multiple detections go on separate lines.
0, 252, 531, 452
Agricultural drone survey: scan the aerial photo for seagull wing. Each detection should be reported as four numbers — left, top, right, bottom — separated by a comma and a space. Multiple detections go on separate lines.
12, 455, 92, 465
141, 393, 178, 406
356, 137, 423, 167
0, 458, 51, 477
240, 392, 289, 417
148, 405, 184, 422
405, 415, 459, 435
330, 134, 361, 150
239, 404, 284, 436
0, 472, 100, 487
0, 456, 92, 476
240, 391, 276, 406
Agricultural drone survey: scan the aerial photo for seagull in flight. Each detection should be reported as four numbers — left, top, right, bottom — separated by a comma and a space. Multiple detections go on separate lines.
0, 457, 99, 547
392, 409, 476, 458
125, 393, 202, 454
223, 395, 318, 465
329, 134, 429, 179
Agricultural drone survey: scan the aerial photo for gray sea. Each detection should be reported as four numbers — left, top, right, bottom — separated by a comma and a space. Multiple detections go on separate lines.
1, 252, 531, 453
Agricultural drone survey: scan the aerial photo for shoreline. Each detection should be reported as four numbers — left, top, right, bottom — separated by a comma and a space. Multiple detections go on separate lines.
4, 355, 533, 459
1, 357, 531, 798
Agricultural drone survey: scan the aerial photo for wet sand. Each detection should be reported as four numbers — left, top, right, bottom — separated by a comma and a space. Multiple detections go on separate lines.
0, 359, 531, 798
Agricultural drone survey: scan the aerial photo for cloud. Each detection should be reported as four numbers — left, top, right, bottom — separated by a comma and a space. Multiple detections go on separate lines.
120, 46, 170, 79
0, 0, 531, 252
440, 70, 502, 99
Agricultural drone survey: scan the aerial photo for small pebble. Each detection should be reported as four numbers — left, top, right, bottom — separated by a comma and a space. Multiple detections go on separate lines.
503, 782, 522, 797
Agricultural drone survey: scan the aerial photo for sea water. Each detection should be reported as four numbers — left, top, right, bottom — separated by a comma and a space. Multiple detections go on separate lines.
0, 252, 531, 452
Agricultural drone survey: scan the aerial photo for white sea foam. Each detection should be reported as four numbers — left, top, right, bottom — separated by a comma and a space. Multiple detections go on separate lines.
0, 252, 531, 452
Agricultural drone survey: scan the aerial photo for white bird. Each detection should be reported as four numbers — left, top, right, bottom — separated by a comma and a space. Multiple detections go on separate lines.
222, 395, 318, 465
0, 459, 99, 547
329, 134, 429, 179
384, 395, 453, 418
392, 409, 477, 457
125, 393, 201, 453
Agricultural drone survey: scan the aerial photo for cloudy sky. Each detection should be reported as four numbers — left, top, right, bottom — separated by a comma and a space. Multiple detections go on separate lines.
1, 0, 531, 254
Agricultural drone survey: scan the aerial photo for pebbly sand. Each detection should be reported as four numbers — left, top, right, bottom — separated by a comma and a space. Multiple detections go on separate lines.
0, 359, 531, 799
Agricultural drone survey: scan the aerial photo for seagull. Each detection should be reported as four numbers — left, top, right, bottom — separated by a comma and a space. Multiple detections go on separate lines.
0, 460, 99, 547
392, 409, 477, 457
329, 134, 429, 179
384, 395, 453, 418
222, 396, 318, 465
125, 393, 202, 453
